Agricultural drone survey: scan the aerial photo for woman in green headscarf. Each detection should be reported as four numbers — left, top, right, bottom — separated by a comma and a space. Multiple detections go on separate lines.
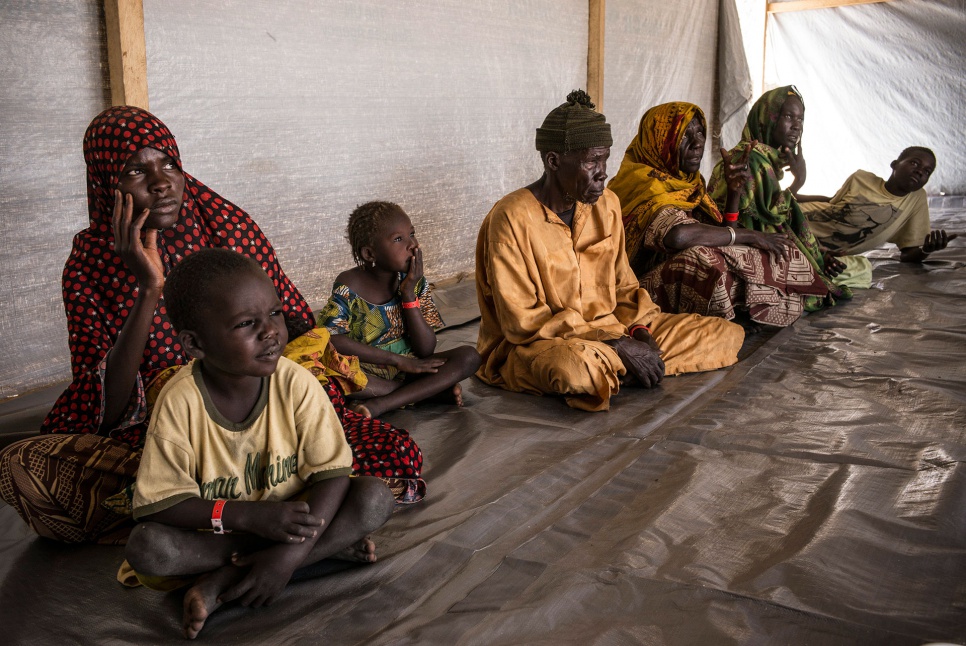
609, 102, 828, 328
708, 86, 853, 310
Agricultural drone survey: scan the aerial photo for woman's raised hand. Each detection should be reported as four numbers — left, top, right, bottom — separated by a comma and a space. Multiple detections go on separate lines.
112, 189, 163, 291
720, 142, 754, 194
782, 141, 806, 179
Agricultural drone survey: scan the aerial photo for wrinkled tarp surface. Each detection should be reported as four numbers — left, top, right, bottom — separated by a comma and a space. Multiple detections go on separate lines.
1, 203, 964, 644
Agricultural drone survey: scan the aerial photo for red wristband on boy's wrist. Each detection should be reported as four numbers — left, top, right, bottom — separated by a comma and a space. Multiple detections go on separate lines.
211, 499, 230, 534
724, 212, 739, 222
401, 299, 420, 309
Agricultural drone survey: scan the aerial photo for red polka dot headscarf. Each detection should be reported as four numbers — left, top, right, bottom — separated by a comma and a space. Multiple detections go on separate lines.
43, 106, 314, 445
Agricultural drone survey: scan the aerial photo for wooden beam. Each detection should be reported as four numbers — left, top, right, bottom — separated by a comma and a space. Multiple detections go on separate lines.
767, 0, 891, 13
104, 0, 149, 109
588, 0, 605, 112
761, 2, 769, 95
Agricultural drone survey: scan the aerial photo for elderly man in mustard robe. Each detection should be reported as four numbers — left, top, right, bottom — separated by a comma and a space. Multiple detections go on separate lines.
475, 91, 744, 411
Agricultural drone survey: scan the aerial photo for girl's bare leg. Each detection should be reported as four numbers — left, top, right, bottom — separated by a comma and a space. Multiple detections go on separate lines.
362, 346, 481, 417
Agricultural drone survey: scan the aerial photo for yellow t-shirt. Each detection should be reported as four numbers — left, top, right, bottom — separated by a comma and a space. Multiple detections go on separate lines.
132, 357, 353, 520
803, 169, 930, 254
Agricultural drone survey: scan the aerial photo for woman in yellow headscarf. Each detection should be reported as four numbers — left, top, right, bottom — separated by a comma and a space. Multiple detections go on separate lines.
608, 102, 827, 328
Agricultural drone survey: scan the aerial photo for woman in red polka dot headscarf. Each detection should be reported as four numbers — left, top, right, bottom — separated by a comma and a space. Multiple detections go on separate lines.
0, 107, 424, 543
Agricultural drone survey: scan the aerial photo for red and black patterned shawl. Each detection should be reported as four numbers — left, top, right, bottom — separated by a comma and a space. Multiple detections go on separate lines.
42, 106, 314, 446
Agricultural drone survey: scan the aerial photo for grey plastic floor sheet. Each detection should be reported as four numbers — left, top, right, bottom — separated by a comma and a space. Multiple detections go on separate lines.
1, 205, 963, 644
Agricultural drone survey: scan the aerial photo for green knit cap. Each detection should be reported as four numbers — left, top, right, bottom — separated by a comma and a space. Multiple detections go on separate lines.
535, 90, 613, 153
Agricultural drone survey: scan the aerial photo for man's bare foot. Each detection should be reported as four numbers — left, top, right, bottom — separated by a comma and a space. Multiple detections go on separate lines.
331, 535, 377, 563
427, 383, 463, 407
348, 402, 373, 418
182, 565, 244, 639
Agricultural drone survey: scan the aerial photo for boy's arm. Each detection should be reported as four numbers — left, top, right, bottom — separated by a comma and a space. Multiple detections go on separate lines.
794, 193, 832, 203
141, 497, 323, 544
900, 230, 958, 263
215, 476, 351, 608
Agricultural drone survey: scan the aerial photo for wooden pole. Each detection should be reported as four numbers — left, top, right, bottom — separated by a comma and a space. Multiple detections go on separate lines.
104, 0, 149, 109
761, 1, 769, 95
588, 0, 605, 112
767, 0, 892, 13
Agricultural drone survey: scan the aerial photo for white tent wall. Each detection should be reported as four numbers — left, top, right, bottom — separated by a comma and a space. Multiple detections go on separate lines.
765, 0, 966, 196
142, 0, 586, 311
0, 0, 724, 401
605, 0, 720, 178
0, 1, 108, 399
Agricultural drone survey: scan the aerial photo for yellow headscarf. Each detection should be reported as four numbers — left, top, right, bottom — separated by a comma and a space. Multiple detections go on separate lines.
608, 102, 722, 266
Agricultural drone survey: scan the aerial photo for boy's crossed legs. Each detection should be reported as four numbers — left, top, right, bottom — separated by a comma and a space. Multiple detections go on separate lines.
126, 476, 394, 639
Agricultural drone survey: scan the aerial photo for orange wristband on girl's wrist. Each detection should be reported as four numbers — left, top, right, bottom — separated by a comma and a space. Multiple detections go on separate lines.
211, 499, 230, 534
401, 299, 420, 309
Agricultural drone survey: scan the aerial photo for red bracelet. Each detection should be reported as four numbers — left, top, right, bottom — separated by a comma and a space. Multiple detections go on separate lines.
211, 499, 230, 534
629, 324, 651, 338
724, 212, 739, 222
401, 299, 420, 309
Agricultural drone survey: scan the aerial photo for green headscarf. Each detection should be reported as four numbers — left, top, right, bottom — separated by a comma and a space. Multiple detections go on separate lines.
708, 86, 851, 309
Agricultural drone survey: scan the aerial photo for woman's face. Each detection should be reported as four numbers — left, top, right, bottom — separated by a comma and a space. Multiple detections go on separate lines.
115, 147, 185, 230
772, 96, 804, 151
678, 116, 706, 174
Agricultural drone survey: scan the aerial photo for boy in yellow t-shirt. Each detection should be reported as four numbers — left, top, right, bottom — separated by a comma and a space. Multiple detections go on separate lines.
124, 248, 394, 640
799, 147, 956, 262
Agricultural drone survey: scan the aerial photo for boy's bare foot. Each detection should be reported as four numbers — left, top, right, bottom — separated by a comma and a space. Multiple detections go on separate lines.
331, 535, 377, 563
348, 402, 373, 418
427, 383, 463, 407
182, 564, 244, 639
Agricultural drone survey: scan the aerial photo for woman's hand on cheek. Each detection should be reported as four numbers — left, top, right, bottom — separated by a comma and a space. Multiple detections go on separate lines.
112, 189, 164, 291
783, 142, 806, 178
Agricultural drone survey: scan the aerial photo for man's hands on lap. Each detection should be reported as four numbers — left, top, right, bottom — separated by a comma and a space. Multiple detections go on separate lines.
610, 334, 664, 388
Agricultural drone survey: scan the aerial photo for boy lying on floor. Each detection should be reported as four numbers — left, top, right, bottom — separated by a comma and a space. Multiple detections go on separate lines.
121, 248, 395, 639
797, 146, 957, 263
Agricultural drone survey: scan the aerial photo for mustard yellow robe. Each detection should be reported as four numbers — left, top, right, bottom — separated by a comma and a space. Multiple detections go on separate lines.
476, 188, 743, 411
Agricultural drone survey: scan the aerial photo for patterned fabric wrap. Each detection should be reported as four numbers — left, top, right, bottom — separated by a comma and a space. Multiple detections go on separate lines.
316, 275, 444, 381
283, 327, 369, 394
42, 106, 315, 446
0, 434, 140, 544
708, 86, 851, 310
639, 208, 829, 327
608, 102, 723, 274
